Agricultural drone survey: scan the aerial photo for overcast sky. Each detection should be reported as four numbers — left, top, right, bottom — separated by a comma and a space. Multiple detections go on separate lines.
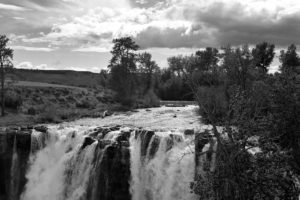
1, 0, 300, 72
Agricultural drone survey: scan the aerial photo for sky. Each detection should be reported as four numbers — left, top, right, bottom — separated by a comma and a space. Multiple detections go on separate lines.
1, 0, 300, 72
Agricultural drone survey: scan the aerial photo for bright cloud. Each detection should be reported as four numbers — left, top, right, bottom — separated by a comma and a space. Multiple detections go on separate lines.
0, 3, 27, 11
2, 0, 300, 71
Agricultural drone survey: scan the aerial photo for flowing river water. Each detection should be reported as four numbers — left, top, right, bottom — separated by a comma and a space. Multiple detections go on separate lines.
8, 105, 211, 200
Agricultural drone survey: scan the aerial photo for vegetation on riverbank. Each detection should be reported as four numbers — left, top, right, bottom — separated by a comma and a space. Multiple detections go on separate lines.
185, 43, 300, 199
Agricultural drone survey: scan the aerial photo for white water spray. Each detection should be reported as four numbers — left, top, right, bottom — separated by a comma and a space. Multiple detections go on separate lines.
130, 131, 198, 200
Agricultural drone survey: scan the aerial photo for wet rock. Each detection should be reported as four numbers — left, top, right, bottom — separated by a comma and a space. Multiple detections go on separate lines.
98, 140, 114, 149
0, 128, 32, 200
81, 137, 95, 150
34, 126, 48, 133
147, 135, 160, 158
135, 130, 155, 157
116, 131, 131, 143
87, 143, 131, 200
184, 129, 194, 135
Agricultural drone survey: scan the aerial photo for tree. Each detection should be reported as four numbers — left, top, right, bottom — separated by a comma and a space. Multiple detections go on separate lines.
0, 35, 13, 116
138, 52, 159, 93
222, 45, 253, 90
99, 69, 108, 87
195, 47, 219, 71
167, 56, 184, 77
108, 37, 139, 106
279, 44, 300, 74
252, 42, 275, 73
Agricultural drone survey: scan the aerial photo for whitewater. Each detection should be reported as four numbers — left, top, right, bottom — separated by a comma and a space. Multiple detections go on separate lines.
17, 105, 207, 200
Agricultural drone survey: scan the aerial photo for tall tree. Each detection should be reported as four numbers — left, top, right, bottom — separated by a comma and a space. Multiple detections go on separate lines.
167, 56, 184, 77
138, 52, 159, 93
252, 42, 275, 73
222, 45, 253, 90
279, 44, 300, 74
108, 37, 139, 106
0, 35, 13, 116
195, 47, 219, 71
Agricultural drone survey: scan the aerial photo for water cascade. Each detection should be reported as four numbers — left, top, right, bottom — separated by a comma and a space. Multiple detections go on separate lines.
1, 123, 202, 200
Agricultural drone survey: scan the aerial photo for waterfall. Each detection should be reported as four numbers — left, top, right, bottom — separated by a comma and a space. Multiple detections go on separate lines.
10, 134, 20, 200
20, 124, 198, 200
21, 126, 96, 200
130, 130, 198, 200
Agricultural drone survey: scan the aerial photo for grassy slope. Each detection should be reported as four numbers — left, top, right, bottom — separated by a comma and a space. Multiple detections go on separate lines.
12, 69, 101, 88
1, 69, 118, 127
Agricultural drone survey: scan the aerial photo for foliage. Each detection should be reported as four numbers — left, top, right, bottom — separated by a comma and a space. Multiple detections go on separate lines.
196, 86, 228, 124
279, 44, 300, 74
136, 90, 160, 108
0, 35, 14, 116
252, 42, 275, 73
3, 90, 22, 110
138, 52, 159, 93
190, 43, 300, 199
108, 37, 139, 107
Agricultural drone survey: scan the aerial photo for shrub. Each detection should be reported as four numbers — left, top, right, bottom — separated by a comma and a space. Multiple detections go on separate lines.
37, 105, 59, 123
76, 97, 97, 109
3, 90, 22, 110
27, 107, 36, 115
196, 86, 228, 124
137, 90, 160, 108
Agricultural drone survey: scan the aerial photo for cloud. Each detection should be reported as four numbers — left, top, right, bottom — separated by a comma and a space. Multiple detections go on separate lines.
16, 62, 54, 70
0, 3, 27, 11
11, 46, 55, 52
73, 46, 111, 53
3, 0, 300, 73
15, 61, 33, 69
16, 0, 299, 52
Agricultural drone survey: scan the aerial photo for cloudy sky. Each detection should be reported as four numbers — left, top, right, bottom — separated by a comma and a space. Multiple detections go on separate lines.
1, 0, 300, 72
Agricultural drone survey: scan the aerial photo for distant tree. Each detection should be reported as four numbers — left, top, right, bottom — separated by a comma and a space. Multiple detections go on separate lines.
279, 44, 300, 74
252, 42, 275, 73
222, 45, 253, 90
108, 37, 139, 106
195, 47, 219, 71
138, 52, 159, 93
167, 56, 184, 77
99, 69, 108, 87
0, 35, 13, 116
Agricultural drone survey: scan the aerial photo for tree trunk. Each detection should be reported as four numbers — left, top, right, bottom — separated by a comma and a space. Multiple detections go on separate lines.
1, 61, 4, 116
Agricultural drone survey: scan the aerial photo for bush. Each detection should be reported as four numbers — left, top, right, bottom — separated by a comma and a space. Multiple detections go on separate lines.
37, 105, 60, 123
27, 107, 36, 115
137, 90, 160, 108
3, 90, 22, 110
196, 86, 228, 124
76, 97, 97, 109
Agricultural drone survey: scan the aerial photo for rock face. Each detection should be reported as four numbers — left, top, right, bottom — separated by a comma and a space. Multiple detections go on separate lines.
0, 127, 32, 200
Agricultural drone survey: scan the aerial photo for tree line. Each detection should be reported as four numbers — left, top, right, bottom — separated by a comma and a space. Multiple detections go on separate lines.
104, 37, 300, 199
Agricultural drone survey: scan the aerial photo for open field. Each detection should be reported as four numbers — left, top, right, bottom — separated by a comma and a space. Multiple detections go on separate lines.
11, 69, 102, 88
13, 81, 86, 89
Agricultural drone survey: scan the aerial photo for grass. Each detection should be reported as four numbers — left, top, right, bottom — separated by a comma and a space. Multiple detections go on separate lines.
12, 69, 102, 88
0, 83, 117, 126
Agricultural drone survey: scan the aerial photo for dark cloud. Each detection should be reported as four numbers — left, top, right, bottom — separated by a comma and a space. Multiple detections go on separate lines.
135, 26, 214, 49
128, 0, 166, 8
193, 2, 300, 47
